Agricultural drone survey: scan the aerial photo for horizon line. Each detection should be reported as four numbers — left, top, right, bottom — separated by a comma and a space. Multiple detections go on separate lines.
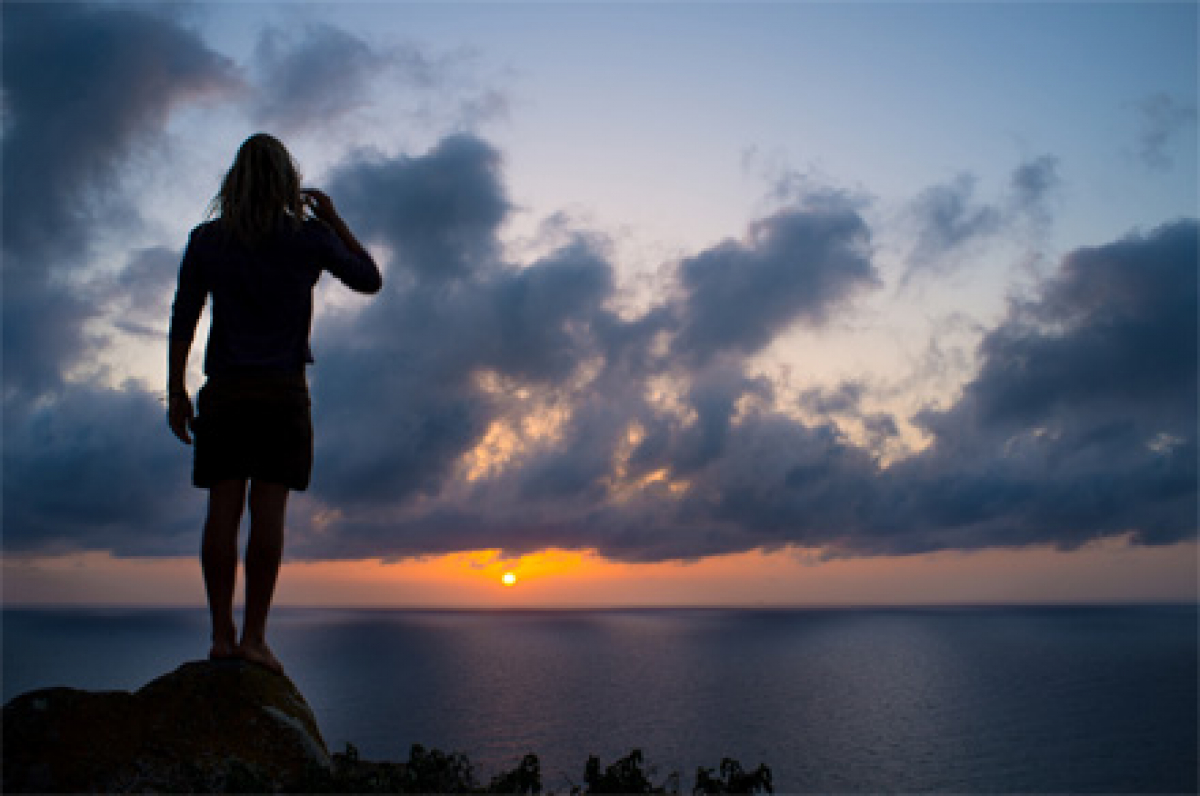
3, 599, 1196, 613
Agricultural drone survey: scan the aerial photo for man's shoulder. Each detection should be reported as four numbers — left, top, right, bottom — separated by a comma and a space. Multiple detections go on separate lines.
189, 219, 225, 244
194, 218, 222, 232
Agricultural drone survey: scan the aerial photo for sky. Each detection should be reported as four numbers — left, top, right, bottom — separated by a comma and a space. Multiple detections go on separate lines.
2, 1, 1197, 607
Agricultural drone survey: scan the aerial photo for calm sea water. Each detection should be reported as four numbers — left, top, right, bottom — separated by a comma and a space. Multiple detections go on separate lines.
3, 605, 1196, 793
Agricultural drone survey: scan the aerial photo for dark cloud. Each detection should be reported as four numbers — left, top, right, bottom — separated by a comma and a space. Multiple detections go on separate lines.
905, 172, 1002, 279
624, 360, 774, 479
1, 3, 238, 265
903, 156, 1060, 284
895, 218, 1197, 553
1, 268, 93, 403
1007, 155, 1059, 233
2, 381, 200, 556
252, 23, 394, 130
327, 135, 510, 281
248, 20, 508, 135
106, 246, 181, 327
671, 205, 878, 363
948, 219, 1195, 432
798, 380, 900, 456
1132, 93, 1197, 171
798, 380, 866, 418
98, 246, 182, 340
1, 2, 238, 400
303, 136, 617, 514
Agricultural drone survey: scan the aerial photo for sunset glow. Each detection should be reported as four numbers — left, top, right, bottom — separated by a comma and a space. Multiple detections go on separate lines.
4, 539, 1196, 608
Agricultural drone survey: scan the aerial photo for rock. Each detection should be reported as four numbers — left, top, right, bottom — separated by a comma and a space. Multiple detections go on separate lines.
3, 658, 331, 793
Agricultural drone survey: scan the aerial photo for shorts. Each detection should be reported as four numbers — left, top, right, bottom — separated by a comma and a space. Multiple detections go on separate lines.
192, 370, 313, 491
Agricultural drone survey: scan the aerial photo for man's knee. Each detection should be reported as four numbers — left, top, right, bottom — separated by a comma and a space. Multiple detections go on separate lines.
248, 480, 289, 529
207, 479, 247, 521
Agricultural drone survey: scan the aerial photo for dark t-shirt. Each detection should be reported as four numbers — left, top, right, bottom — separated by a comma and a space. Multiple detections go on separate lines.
169, 217, 381, 374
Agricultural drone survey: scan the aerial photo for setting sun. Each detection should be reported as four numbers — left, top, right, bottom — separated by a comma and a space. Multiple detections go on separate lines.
501, 571, 517, 587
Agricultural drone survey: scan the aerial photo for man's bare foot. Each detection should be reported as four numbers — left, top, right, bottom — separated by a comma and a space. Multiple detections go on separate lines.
238, 640, 285, 675
209, 640, 239, 661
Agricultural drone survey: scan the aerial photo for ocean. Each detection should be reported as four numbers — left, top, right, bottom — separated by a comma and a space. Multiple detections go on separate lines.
3, 605, 1196, 793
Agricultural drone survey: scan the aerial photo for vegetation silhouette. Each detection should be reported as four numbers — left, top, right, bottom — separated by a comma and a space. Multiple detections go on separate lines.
308, 743, 773, 794
693, 758, 774, 795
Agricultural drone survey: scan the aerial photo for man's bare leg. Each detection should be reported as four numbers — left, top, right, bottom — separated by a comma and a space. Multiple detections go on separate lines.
240, 479, 288, 674
202, 479, 247, 660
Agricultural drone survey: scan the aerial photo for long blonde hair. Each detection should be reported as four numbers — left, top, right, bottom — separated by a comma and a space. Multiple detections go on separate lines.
209, 133, 304, 246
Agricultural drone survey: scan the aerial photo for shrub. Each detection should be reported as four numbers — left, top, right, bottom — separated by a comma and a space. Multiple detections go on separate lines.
324, 743, 770, 794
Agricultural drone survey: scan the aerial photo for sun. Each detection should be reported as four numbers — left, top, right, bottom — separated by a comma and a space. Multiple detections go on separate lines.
501, 571, 517, 586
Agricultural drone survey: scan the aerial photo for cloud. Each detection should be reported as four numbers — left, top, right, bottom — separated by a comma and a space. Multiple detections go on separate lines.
670, 204, 878, 363
1, 2, 238, 400
327, 135, 510, 281
798, 380, 901, 456
247, 20, 509, 135
2, 3, 238, 265
946, 218, 1196, 433
251, 23, 397, 130
903, 156, 1060, 284
1, 268, 93, 403
897, 218, 1197, 553
100, 246, 182, 336
1132, 93, 1197, 171
1006, 155, 1059, 233
2, 381, 199, 556
905, 173, 1002, 278
298, 136, 618, 517
798, 380, 866, 418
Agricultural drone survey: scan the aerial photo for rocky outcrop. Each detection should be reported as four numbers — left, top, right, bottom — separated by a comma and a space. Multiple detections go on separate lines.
3, 658, 330, 793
